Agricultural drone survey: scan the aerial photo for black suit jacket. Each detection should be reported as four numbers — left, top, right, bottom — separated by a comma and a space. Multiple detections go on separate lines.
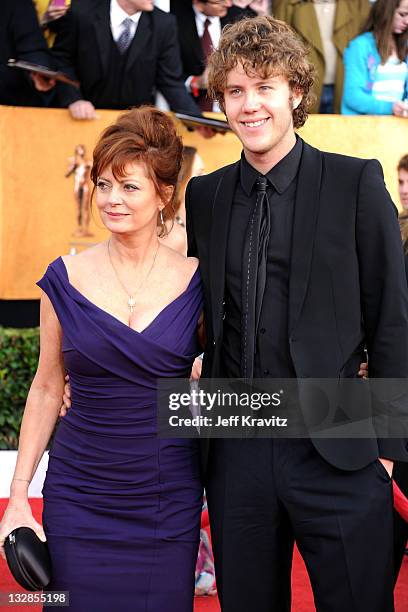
186, 141, 408, 471
169, 3, 250, 79
52, 0, 199, 114
1, 0, 53, 106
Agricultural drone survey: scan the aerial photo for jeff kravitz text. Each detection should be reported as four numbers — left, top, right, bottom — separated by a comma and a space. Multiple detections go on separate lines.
168, 414, 288, 428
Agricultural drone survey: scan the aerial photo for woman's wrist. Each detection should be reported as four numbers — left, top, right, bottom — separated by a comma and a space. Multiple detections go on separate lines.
10, 478, 31, 499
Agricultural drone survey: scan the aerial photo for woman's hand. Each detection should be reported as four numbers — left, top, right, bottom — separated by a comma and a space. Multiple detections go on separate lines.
0, 497, 46, 560
393, 101, 408, 118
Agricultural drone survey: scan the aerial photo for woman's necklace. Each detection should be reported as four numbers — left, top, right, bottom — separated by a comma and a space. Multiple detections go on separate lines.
107, 240, 160, 313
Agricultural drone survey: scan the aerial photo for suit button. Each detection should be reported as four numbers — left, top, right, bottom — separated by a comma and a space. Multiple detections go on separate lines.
213, 340, 216, 346
260, 328, 266, 334
263, 369, 270, 375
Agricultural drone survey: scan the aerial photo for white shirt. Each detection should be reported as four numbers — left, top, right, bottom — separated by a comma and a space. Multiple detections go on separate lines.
313, 2, 337, 84
154, 0, 170, 10
193, 6, 222, 49
110, 0, 142, 43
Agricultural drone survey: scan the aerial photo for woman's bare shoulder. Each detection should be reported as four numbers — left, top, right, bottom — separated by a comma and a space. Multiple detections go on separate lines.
160, 245, 198, 284
61, 244, 105, 281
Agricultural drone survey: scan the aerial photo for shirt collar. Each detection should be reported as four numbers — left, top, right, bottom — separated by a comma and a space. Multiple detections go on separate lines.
240, 136, 303, 196
110, 0, 141, 28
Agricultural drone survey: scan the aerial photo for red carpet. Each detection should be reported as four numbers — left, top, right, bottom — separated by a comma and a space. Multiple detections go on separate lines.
1, 499, 407, 611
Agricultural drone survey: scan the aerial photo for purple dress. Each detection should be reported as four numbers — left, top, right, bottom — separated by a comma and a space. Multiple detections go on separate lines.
37, 257, 203, 612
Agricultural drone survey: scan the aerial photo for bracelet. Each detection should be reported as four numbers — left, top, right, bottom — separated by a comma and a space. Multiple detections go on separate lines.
12, 478, 31, 483
191, 76, 199, 98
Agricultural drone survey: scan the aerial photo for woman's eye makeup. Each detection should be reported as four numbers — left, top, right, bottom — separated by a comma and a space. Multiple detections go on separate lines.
97, 180, 110, 190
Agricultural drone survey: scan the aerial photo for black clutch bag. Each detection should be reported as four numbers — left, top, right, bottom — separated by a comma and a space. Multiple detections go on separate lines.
4, 527, 52, 591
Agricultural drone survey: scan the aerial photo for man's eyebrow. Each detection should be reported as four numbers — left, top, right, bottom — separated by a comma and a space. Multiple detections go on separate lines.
226, 76, 280, 88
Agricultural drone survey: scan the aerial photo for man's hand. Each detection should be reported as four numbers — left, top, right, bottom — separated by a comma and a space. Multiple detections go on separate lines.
196, 126, 217, 139
357, 363, 393, 478
358, 361, 368, 378
190, 357, 203, 382
59, 374, 71, 417
31, 73, 56, 92
195, 67, 209, 91
69, 100, 97, 120
379, 458, 394, 478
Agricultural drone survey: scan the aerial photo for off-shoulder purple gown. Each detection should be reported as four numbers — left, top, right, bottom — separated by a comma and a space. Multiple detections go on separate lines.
37, 257, 203, 612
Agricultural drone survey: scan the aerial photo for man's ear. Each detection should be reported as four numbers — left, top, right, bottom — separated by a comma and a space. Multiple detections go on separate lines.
292, 88, 303, 110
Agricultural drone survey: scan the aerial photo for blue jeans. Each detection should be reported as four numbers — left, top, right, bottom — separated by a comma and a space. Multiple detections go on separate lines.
319, 84, 335, 114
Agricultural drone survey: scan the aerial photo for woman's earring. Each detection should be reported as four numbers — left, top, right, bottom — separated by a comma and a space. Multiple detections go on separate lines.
159, 209, 165, 229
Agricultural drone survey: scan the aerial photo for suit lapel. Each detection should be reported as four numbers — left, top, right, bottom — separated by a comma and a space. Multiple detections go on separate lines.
171, 2, 204, 70
209, 163, 239, 341
289, 142, 322, 336
94, 0, 112, 77
332, 0, 353, 55
187, 10, 205, 71
125, 11, 151, 73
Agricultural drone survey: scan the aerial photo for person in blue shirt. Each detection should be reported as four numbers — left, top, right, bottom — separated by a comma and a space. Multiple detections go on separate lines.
342, 0, 408, 116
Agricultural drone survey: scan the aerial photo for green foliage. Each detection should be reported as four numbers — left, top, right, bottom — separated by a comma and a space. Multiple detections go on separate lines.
0, 327, 39, 449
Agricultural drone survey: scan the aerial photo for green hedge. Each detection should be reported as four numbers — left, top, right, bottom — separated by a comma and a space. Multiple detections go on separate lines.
0, 327, 40, 449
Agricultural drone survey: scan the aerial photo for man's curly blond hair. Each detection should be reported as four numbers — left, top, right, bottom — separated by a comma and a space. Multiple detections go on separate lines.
207, 16, 316, 129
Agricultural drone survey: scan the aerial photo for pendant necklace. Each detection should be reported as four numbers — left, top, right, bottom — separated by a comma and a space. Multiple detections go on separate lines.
107, 240, 160, 313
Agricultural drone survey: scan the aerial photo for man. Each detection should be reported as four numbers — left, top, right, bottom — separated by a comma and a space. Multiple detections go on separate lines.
186, 16, 408, 611
273, 0, 371, 113
231, 0, 269, 16
170, 0, 233, 111
51, 0, 201, 119
399, 154, 408, 211
1, 0, 55, 106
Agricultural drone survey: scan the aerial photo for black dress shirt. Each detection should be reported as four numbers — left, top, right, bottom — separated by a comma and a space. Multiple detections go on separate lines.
221, 137, 303, 378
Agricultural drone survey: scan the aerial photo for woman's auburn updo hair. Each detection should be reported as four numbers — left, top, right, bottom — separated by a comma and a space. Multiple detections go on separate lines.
91, 106, 183, 236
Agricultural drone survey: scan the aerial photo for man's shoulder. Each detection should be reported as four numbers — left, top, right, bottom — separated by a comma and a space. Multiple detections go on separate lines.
69, 0, 103, 17
191, 161, 239, 189
186, 161, 238, 213
322, 149, 375, 170
304, 141, 378, 173
151, 7, 176, 25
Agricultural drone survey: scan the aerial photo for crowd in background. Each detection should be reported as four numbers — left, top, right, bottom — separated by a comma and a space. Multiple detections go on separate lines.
2, 0, 408, 119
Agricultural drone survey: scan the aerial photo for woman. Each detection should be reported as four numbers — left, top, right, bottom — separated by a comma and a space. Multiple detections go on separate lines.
0, 107, 203, 611
160, 146, 205, 256
342, 0, 408, 116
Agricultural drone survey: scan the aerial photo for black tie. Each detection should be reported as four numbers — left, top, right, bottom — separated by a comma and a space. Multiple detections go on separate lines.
240, 176, 271, 381
199, 18, 213, 111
